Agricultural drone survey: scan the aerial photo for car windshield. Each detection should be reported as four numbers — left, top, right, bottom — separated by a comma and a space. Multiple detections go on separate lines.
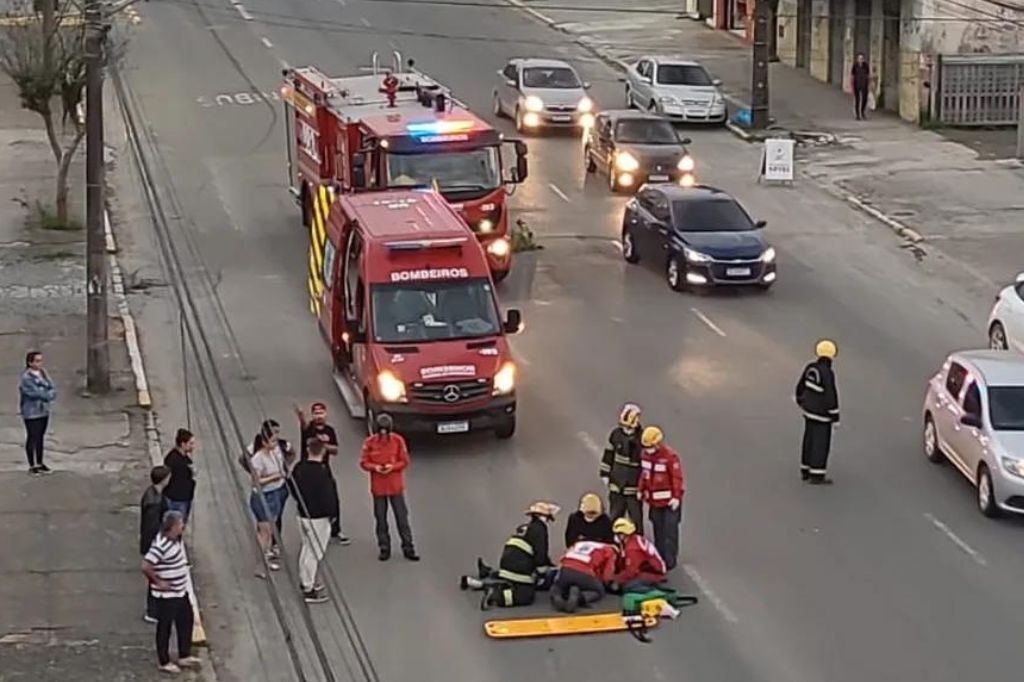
522, 67, 581, 89
615, 119, 678, 144
371, 278, 502, 343
989, 387, 1024, 430
672, 198, 755, 232
387, 147, 500, 191
657, 64, 713, 86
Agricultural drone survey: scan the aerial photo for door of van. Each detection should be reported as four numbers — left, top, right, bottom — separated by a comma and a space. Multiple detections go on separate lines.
340, 227, 370, 385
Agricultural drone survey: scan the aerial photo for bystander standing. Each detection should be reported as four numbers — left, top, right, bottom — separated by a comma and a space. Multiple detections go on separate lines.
250, 431, 289, 573
292, 439, 334, 603
18, 350, 56, 475
359, 414, 419, 562
296, 402, 349, 544
164, 429, 197, 523
140, 465, 171, 624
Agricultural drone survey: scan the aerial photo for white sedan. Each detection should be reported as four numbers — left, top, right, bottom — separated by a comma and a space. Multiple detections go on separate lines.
988, 272, 1024, 353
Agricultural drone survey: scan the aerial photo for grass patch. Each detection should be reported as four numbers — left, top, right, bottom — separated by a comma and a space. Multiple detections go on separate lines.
24, 201, 83, 232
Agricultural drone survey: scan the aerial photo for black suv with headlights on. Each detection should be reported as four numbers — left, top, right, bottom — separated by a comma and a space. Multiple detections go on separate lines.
584, 110, 694, 193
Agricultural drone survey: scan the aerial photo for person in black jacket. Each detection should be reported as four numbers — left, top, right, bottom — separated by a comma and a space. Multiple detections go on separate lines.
292, 439, 334, 603
564, 492, 614, 547
795, 340, 840, 484
140, 465, 171, 623
459, 502, 559, 610
600, 403, 644, 524
163, 429, 197, 522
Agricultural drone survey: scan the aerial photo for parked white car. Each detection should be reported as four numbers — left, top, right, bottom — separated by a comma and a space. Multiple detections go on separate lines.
624, 56, 726, 124
988, 272, 1024, 353
923, 350, 1024, 517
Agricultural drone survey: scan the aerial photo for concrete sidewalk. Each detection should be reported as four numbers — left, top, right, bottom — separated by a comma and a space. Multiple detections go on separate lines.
508, 0, 1024, 293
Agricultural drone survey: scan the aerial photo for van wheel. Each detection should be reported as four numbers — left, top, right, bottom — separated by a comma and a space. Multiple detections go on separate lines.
923, 414, 943, 463
365, 397, 378, 437
492, 268, 510, 284
666, 255, 686, 292
495, 416, 516, 440
977, 464, 1001, 518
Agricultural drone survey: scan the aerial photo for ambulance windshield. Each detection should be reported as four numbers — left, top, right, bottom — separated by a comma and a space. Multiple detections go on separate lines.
371, 278, 502, 343
387, 147, 500, 192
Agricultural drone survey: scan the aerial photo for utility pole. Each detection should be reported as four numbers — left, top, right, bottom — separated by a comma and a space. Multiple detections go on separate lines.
751, 0, 771, 129
85, 0, 110, 394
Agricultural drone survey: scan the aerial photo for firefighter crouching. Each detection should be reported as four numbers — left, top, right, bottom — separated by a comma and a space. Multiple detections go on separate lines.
609, 517, 667, 594
460, 502, 559, 610
639, 426, 685, 571
601, 403, 644, 525
795, 340, 840, 484
550, 540, 619, 613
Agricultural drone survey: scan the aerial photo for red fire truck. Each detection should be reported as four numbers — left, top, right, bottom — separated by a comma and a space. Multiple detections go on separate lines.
281, 52, 529, 281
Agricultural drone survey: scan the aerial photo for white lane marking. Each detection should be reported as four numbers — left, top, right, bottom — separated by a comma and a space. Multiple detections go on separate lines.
260, 36, 273, 48
924, 513, 988, 567
548, 183, 571, 202
533, 299, 552, 306
690, 307, 726, 337
231, 1, 254, 21
681, 564, 739, 623
610, 315, 624, 323
359, 16, 371, 26
576, 431, 602, 457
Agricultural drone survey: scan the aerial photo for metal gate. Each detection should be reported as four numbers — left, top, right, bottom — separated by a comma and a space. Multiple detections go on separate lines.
937, 54, 1024, 126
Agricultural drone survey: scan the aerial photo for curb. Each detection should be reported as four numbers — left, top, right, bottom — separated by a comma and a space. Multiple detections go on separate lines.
104, 210, 152, 409
839, 193, 924, 244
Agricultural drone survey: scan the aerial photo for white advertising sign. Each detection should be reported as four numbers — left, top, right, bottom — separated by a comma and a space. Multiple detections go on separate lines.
762, 138, 795, 182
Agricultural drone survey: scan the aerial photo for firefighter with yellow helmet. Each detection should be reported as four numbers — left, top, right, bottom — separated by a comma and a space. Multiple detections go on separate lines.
794, 340, 840, 484
600, 403, 644, 525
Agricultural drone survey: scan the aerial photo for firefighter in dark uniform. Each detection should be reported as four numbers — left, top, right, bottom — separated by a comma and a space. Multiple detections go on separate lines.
795, 340, 840, 484
459, 501, 559, 610
600, 403, 644, 525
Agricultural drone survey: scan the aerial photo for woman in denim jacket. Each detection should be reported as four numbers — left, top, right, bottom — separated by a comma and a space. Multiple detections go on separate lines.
19, 350, 56, 474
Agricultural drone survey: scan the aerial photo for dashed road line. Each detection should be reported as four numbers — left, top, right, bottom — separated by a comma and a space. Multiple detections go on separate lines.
359, 16, 372, 26
924, 513, 988, 566
681, 564, 739, 623
260, 36, 274, 48
690, 307, 726, 337
548, 183, 571, 202
231, 1, 254, 21
576, 431, 602, 457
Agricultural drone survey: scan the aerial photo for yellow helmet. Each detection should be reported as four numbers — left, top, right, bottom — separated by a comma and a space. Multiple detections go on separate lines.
579, 493, 603, 515
641, 426, 663, 448
612, 517, 636, 535
618, 403, 642, 429
525, 501, 560, 519
815, 339, 838, 359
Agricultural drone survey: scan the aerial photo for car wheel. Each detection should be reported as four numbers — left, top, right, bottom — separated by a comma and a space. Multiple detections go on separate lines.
625, 86, 633, 109
666, 255, 686, 292
977, 464, 1001, 518
923, 414, 943, 464
495, 416, 516, 440
493, 92, 504, 118
584, 146, 596, 173
648, 99, 659, 114
989, 321, 1009, 350
622, 228, 640, 264
607, 161, 618, 192
515, 108, 526, 133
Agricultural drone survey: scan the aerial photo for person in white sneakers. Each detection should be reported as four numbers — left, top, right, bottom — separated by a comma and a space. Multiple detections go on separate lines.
142, 511, 201, 674
292, 439, 334, 603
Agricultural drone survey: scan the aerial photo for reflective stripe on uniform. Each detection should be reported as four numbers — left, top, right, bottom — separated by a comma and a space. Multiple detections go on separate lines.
641, 460, 652, 470
502, 588, 514, 605
808, 468, 827, 475
653, 463, 667, 472
613, 456, 638, 466
505, 537, 534, 555
803, 411, 832, 422
497, 568, 534, 584
536, 565, 550, 574
651, 490, 672, 500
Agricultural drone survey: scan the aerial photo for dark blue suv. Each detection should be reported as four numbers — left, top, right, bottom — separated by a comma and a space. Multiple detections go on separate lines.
621, 184, 777, 291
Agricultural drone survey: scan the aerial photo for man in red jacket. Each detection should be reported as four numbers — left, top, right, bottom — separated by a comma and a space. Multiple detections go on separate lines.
550, 540, 619, 613
359, 415, 420, 562
610, 517, 666, 593
638, 426, 684, 570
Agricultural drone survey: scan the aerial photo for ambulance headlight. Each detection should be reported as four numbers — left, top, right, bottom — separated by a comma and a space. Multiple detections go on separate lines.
493, 361, 517, 395
677, 155, 695, 172
478, 218, 494, 233
524, 96, 545, 113
377, 370, 406, 402
487, 237, 511, 258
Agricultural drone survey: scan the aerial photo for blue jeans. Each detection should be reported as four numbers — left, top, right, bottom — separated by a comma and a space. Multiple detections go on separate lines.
166, 499, 192, 524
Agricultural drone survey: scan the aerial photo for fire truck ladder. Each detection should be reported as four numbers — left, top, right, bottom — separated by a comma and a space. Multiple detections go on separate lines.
324, 50, 469, 113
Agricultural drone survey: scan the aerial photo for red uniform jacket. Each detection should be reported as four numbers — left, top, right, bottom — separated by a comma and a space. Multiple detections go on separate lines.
359, 433, 410, 497
639, 444, 684, 508
559, 541, 618, 582
614, 534, 667, 584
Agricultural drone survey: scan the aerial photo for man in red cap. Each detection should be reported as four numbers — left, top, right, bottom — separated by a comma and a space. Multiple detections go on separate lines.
296, 402, 349, 545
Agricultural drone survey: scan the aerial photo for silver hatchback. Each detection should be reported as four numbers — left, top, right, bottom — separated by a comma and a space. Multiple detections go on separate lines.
624, 56, 726, 124
923, 350, 1024, 517
493, 58, 594, 133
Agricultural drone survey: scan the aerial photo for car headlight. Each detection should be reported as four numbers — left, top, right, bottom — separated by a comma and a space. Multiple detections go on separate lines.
577, 97, 593, 113
1002, 456, 1024, 479
377, 370, 406, 402
683, 246, 711, 263
614, 151, 640, 172
493, 361, 516, 395
659, 96, 676, 104
677, 155, 695, 172
761, 247, 776, 263
524, 96, 545, 113
487, 237, 511, 258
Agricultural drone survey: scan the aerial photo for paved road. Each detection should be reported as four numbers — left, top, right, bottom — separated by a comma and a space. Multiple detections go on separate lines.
111, 1, 1024, 681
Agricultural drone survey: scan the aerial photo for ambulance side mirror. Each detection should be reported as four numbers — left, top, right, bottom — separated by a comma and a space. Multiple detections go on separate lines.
352, 153, 367, 189
503, 308, 523, 334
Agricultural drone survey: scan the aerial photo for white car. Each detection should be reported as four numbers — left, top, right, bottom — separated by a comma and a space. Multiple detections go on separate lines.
988, 272, 1024, 352
493, 58, 594, 133
624, 56, 727, 124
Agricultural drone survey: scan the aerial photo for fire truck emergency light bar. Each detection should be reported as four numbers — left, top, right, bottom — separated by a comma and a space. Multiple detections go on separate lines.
405, 120, 476, 137
385, 237, 469, 251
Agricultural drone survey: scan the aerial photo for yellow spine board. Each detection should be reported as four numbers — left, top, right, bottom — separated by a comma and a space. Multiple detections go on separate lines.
484, 613, 659, 639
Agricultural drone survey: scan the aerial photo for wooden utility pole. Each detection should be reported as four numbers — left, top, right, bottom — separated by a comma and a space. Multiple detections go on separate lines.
751, 0, 771, 129
85, 0, 109, 393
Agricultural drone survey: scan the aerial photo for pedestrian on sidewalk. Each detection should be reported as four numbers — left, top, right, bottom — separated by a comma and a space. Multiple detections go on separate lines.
142, 510, 201, 675
359, 414, 419, 562
19, 350, 56, 475
794, 340, 840, 484
249, 431, 289, 573
163, 429, 197, 523
292, 438, 334, 603
296, 402, 349, 545
851, 53, 870, 120
140, 465, 171, 624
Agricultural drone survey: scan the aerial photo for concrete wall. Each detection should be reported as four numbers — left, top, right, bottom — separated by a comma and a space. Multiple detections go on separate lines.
809, 0, 831, 80
911, 0, 1024, 55
777, 0, 799, 66
869, 0, 884, 104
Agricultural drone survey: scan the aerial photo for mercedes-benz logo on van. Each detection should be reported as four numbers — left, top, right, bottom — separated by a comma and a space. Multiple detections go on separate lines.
442, 385, 461, 403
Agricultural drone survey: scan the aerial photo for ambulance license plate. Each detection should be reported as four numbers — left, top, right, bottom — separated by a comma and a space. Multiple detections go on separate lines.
648, 174, 670, 182
437, 420, 470, 434
726, 267, 751, 277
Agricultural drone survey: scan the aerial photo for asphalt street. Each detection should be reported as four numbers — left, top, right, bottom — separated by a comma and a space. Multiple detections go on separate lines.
111, 0, 1024, 680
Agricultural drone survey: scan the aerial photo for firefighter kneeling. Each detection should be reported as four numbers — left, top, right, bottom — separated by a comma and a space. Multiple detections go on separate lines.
459, 501, 558, 610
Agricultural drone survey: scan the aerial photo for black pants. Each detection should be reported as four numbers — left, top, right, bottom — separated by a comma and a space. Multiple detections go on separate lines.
853, 87, 868, 118
24, 416, 48, 467
146, 585, 159, 619
801, 418, 833, 481
608, 491, 643, 525
154, 596, 193, 666
373, 494, 414, 553
551, 568, 605, 610
492, 581, 536, 607
650, 506, 681, 570
327, 465, 342, 537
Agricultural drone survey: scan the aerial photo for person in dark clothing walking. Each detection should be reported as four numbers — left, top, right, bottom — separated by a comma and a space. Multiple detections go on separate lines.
564, 492, 614, 547
360, 414, 419, 562
851, 53, 870, 120
795, 340, 841, 484
163, 429, 197, 522
292, 439, 334, 603
19, 350, 56, 475
295, 402, 349, 544
600, 403, 644, 525
140, 465, 171, 623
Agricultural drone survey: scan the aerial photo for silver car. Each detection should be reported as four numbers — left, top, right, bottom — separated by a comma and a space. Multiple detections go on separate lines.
923, 350, 1024, 517
624, 56, 726, 124
493, 58, 594, 133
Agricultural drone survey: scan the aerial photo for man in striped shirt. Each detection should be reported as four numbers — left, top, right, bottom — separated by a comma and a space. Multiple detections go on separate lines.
142, 511, 201, 674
